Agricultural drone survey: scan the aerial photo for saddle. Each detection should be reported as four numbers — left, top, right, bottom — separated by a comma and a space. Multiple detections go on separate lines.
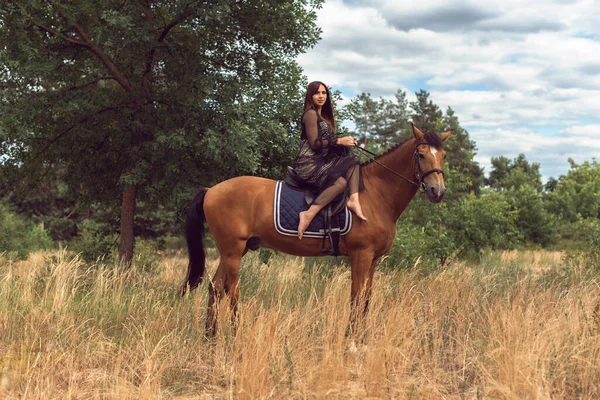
283, 167, 349, 256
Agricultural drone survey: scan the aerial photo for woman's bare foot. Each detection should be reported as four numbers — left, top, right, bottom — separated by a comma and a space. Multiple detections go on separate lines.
298, 204, 325, 239
347, 197, 367, 221
298, 211, 312, 240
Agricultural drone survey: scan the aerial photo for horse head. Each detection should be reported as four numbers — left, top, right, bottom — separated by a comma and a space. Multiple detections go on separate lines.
411, 124, 452, 203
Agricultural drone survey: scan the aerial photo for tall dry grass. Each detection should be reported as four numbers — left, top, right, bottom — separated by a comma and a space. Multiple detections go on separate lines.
1, 249, 599, 399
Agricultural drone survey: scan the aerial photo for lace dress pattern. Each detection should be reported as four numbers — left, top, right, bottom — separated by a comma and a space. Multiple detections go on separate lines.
292, 113, 361, 192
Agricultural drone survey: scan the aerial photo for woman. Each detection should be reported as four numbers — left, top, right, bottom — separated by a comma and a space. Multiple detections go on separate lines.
292, 81, 367, 240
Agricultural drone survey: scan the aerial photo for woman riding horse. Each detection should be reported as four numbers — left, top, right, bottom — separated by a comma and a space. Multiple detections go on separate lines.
291, 81, 367, 239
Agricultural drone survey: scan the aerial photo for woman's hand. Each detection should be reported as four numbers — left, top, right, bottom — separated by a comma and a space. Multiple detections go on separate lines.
336, 136, 359, 147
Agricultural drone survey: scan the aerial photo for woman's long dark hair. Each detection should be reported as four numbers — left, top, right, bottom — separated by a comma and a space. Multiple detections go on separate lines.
303, 81, 336, 131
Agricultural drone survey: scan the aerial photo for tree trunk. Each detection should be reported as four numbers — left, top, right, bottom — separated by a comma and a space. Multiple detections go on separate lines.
119, 124, 142, 266
119, 182, 137, 266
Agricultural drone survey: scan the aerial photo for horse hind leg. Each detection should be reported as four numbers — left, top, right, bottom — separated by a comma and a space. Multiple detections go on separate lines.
205, 239, 246, 337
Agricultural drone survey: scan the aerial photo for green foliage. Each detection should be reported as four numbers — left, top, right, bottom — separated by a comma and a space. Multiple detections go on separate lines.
385, 220, 457, 271
0, 202, 53, 259
443, 191, 521, 258
388, 191, 521, 269
69, 220, 118, 263
131, 238, 162, 272
561, 218, 600, 269
546, 159, 600, 222
503, 185, 557, 246
487, 154, 543, 192
576, 219, 600, 269
442, 107, 484, 195
68, 220, 168, 269
0, 0, 323, 253
544, 177, 558, 193
410, 90, 443, 134
0, 164, 79, 241
345, 90, 410, 148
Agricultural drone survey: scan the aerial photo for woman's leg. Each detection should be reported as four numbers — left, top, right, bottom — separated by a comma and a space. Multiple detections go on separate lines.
345, 165, 367, 221
298, 177, 347, 239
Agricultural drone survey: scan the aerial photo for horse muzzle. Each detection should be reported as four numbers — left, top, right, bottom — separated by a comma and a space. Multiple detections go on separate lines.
425, 183, 446, 203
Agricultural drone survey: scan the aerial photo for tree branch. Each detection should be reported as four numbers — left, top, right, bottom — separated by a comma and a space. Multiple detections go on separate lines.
73, 24, 133, 93
157, 14, 183, 43
36, 21, 134, 94
141, 9, 190, 94
67, 76, 117, 91
31, 105, 129, 163
116, 0, 127, 11
36, 24, 87, 47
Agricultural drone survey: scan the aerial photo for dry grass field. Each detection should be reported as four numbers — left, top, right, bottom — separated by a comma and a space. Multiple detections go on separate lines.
1, 249, 599, 399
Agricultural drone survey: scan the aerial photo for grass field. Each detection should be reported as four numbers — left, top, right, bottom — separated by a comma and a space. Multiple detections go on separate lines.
1, 249, 599, 399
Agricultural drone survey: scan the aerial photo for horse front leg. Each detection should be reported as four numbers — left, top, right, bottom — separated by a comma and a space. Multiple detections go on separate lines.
348, 251, 378, 340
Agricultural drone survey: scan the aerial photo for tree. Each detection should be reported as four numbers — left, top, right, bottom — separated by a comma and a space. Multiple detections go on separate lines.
485, 154, 552, 244
373, 90, 410, 148
504, 185, 556, 246
0, 0, 322, 263
487, 154, 543, 192
443, 107, 484, 195
443, 191, 521, 256
345, 92, 378, 146
410, 90, 443, 134
487, 156, 511, 190
345, 90, 410, 150
547, 158, 600, 222
544, 177, 558, 193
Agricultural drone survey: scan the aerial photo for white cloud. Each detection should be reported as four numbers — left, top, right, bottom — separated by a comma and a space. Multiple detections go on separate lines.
297, 0, 600, 180
472, 125, 600, 178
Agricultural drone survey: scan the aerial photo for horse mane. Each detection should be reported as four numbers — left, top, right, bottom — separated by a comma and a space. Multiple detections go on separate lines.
360, 130, 444, 167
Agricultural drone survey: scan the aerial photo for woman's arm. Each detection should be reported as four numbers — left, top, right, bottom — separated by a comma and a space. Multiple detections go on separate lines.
303, 110, 358, 150
303, 110, 335, 151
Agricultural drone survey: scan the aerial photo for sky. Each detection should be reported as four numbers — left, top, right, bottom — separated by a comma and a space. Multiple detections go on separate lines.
296, 0, 600, 181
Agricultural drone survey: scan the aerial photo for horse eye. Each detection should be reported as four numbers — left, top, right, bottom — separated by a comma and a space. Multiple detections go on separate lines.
418, 153, 425, 159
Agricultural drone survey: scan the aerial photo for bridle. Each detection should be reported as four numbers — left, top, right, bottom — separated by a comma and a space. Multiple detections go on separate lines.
356, 142, 445, 191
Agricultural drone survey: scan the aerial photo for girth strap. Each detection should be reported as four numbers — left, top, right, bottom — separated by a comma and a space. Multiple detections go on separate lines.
321, 205, 342, 256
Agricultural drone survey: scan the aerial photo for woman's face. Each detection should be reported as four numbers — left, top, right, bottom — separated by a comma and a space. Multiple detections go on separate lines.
312, 84, 327, 108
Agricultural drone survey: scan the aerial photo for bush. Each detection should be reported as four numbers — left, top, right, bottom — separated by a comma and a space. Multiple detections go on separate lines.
69, 220, 118, 263
132, 238, 161, 272
504, 185, 557, 246
69, 221, 165, 269
563, 218, 600, 269
0, 202, 53, 259
45, 216, 78, 241
385, 221, 457, 271
444, 191, 521, 258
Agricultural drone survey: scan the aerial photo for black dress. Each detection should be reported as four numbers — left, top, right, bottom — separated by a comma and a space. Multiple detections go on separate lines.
292, 110, 362, 193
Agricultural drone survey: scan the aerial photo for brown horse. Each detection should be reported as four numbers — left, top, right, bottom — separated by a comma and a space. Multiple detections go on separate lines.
182, 124, 451, 336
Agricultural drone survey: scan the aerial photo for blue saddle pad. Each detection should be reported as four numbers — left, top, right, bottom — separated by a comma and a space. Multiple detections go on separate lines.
274, 181, 352, 238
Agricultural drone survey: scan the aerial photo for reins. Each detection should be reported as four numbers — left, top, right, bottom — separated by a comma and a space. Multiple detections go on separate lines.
356, 146, 419, 186
355, 142, 444, 190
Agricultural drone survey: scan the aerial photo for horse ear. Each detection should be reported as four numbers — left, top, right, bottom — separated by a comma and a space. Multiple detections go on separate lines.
412, 123, 425, 141
440, 130, 452, 142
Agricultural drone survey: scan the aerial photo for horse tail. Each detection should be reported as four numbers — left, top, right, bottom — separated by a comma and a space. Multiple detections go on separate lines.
181, 187, 208, 296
